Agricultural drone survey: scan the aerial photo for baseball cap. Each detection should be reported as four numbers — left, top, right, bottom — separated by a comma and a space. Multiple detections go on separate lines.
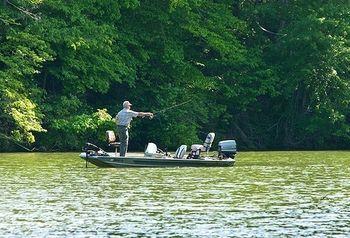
123, 100, 132, 107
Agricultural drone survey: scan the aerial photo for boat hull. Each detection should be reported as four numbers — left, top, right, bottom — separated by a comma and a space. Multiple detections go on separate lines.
79, 153, 235, 168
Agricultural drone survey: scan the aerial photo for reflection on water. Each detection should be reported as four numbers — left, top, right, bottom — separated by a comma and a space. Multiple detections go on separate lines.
0, 152, 350, 237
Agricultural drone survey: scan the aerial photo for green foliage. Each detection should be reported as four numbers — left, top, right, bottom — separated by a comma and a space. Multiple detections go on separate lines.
1, 0, 349, 151
259, 1, 350, 148
0, 1, 53, 145
38, 109, 114, 150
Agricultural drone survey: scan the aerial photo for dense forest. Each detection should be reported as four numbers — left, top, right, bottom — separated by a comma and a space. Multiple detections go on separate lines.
0, 0, 349, 151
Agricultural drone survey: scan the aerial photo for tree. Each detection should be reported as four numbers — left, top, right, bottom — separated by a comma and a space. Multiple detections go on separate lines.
0, 0, 52, 148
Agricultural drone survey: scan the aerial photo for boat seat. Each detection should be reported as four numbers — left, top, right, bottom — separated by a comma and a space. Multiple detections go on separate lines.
202, 132, 215, 152
106, 131, 120, 156
106, 130, 120, 145
189, 132, 216, 153
144, 142, 158, 157
188, 132, 215, 159
174, 145, 187, 159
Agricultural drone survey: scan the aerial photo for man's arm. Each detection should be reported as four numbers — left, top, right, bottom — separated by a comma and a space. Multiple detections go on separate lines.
138, 112, 153, 118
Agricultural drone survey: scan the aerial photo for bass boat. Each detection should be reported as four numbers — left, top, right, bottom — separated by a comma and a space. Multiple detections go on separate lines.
80, 131, 237, 168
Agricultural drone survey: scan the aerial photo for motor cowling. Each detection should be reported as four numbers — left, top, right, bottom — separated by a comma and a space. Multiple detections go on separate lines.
218, 140, 237, 159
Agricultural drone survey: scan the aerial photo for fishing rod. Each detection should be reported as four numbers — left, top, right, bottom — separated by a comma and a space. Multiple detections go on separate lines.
152, 99, 192, 116
0, 132, 36, 151
151, 100, 212, 136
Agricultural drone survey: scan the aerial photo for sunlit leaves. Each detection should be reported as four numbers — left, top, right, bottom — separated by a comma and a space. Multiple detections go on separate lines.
1, 0, 349, 150
0, 4, 53, 145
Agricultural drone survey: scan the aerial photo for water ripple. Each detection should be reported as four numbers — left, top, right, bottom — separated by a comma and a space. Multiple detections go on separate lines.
0, 151, 350, 237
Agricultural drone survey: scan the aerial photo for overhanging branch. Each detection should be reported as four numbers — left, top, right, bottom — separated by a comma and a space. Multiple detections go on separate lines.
6, 0, 40, 20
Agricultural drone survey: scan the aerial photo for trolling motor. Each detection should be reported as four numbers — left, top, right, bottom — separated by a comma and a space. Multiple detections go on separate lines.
82, 142, 109, 157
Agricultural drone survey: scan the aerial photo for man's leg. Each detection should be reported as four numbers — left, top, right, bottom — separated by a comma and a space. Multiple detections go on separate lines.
124, 129, 129, 156
117, 126, 128, 157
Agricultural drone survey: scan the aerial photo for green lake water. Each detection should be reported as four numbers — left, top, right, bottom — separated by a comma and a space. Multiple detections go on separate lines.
0, 151, 350, 237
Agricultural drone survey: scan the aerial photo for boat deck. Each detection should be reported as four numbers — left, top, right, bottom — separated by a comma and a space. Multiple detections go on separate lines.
79, 152, 235, 168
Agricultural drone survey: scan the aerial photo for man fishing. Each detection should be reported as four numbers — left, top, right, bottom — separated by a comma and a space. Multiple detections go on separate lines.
116, 100, 153, 157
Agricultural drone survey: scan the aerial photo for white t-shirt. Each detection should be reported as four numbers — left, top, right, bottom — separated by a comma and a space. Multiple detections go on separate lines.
116, 108, 139, 126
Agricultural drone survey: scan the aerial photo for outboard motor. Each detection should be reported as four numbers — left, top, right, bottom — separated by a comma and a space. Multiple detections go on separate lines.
218, 140, 237, 159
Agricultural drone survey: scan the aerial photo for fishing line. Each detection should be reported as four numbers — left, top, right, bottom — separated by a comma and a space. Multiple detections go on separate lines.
153, 99, 192, 116
151, 99, 227, 139
152, 104, 215, 137
0, 132, 36, 151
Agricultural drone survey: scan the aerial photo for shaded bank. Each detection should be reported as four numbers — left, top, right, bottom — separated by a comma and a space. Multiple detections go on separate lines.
1, 1, 349, 151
